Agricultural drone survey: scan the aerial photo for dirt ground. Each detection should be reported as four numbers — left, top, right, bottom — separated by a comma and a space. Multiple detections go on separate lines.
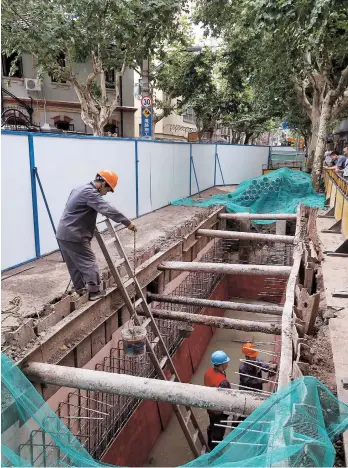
1, 186, 236, 338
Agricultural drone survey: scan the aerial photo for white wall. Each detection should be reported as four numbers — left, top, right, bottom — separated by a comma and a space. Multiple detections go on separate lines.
33, 136, 136, 255
1, 133, 269, 269
215, 145, 269, 185
191, 144, 216, 193
137, 141, 190, 215
1, 134, 36, 270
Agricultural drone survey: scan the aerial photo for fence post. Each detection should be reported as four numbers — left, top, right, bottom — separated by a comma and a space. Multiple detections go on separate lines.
214, 144, 217, 186
135, 140, 139, 217
28, 134, 41, 258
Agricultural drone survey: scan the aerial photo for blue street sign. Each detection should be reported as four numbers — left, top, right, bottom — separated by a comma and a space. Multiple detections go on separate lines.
282, 120, 288, 130
141, 106, 153, 138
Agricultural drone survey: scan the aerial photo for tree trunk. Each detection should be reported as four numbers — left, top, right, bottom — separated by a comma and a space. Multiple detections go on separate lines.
244, 132, 253, 145
306, 89, 320, 172
311, 95, 334, 190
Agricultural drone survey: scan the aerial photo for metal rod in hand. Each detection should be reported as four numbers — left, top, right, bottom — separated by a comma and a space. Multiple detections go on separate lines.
214, 424, 272, 434
239, 359, 277, 374
235, 372, 277, 384
227, 381, 272, 395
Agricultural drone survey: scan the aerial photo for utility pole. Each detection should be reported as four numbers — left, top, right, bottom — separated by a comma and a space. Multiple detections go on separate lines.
141, 58, 153, 138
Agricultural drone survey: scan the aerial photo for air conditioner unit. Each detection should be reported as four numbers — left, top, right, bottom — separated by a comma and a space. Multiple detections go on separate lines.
25, 78, 41, 92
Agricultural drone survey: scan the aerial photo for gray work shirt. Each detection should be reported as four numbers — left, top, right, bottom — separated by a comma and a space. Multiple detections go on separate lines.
336, 155, 346, 170
56, 182, 131, 242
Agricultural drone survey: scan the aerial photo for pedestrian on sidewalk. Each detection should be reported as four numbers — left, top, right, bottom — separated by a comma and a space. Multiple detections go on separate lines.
204, 350, 231, 450
239, 342, 277, 392
56, 170, 137, 301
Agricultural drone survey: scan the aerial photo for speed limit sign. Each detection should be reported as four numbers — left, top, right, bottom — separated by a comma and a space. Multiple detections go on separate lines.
141, 96, 152, 107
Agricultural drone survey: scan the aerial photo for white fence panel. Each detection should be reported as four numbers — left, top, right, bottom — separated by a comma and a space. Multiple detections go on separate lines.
33, 136, 136, 256
172, 144, 191, 201
137, 142, 190, 215
191, 144, 215, 193
1, 134, 36, 269
215, 145, 269, 185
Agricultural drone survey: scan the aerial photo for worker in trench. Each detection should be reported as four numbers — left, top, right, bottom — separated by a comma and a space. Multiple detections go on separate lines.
239, 342, 277, 392
56, 170, 137, 301
204, 350, 231, 450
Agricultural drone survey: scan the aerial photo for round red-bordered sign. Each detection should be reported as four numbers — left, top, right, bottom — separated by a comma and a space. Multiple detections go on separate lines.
141, 96, 152, 107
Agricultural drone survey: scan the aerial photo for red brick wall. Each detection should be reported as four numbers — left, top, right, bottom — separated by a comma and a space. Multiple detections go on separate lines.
227, 274, 287, 304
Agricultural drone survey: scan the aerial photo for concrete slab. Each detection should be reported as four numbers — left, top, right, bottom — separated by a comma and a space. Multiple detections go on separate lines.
146, 306, 278, 467
317, 216, 348, 460
1, 186, 236, 329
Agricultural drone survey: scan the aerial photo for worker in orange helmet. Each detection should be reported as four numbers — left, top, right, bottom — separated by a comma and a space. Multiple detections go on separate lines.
56, 170, 136, 301
204, 350, 231, 450
239, 342, 277, 392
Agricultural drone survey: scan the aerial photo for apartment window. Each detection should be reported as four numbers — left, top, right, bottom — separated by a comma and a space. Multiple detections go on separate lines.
105, 69, 115, 89
2, 53, 23, 78
54, 120, 70, 131
104, 123, 118, 135
182, 107, 195, 124
51, 52, 67, 83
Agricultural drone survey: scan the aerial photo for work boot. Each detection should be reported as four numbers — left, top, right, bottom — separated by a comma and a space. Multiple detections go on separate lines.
89, 290, 106, 301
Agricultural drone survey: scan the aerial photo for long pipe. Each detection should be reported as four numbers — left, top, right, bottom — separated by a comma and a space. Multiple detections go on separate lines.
197, 229, 295, 244
24, 362, 265, 414
138, 309, 281, 335
158, 261, 292, 277
218, 213, 297, 220
147, 293, 283, 316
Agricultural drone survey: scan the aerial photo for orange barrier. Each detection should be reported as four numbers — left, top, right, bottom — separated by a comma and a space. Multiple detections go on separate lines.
323, 168, 348, 243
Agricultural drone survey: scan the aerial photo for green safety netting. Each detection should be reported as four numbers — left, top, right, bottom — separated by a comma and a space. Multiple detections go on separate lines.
173, 168, 325, 223
2, 352, 348, 467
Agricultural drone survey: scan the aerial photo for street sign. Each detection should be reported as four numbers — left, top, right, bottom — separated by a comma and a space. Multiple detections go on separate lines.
141, 98, 152, 138
141, 96, 152, 107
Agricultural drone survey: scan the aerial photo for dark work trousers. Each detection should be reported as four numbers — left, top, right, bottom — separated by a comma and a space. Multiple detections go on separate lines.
58, 239, 100, 293
207, 411, 228, 450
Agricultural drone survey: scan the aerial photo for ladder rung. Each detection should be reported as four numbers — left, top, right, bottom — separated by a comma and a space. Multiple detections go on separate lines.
151, 337, 160, 349
105, 238, 116, 247
142, 318, 151, 328
123, 277, 134, 288
184, 410, 192, 425
134, 298, 143, 308
159, 356, 168, 368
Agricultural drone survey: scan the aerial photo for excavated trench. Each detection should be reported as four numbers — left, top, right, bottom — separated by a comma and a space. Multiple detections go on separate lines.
3, 211, 342, 467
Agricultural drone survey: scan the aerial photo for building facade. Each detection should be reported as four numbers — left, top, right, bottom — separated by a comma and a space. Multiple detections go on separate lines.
1, 53, 136, 136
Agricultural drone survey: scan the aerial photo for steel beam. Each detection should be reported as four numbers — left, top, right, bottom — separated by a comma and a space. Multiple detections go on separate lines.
218, 213, 297, 220
139, 309, 281, 335
148, 293, 283, 316
24, 362, 265, 414
197, 229, 295, 244
158, 261, 292, 277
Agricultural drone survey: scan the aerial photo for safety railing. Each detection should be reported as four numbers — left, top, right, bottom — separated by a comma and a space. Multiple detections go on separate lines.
322, 168, 348, 250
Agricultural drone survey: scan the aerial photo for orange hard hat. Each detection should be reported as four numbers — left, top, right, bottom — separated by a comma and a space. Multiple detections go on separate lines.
242, 342, 258, 358
97, 169, 118, 192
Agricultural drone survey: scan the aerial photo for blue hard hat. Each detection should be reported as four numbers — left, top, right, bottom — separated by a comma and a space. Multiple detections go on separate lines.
211, 350, 230, 365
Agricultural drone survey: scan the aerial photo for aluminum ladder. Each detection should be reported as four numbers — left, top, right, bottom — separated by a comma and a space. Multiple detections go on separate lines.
95, 219, 208, 457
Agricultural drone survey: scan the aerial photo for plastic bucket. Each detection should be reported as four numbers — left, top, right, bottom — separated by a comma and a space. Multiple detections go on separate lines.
121, 326, 147, 357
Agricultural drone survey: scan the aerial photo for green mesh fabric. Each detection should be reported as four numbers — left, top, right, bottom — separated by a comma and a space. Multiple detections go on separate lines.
185, 376, 348, 467
2, 353, 348, 467
173, 168, 325, 223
